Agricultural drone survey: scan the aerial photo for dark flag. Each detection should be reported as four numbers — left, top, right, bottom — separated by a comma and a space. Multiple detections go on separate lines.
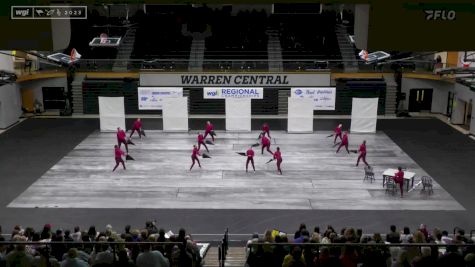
140, 129, 146, 137
127, 139, 135, 145
205, 140, 214, 145
265, 158, 274, 164
126, 154, 135, 161
236, 152, 246, 156
202, 153, 212, 159
327, 134, 334, 138
251, 143, 260, 147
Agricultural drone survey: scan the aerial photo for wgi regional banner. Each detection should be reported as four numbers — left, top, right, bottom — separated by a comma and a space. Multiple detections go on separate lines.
138, 87, 183, 110
204, 87, 263, 99
291, 87, 336, 110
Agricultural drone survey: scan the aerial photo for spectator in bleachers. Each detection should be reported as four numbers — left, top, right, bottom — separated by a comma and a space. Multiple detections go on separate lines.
400, 227, 412, 243
440, 230, 452, 244
310, 227, 321, 243
136, 236, 169, 267
386, 225, 401, 243
71, 227, 81, 242
436, 245, 465, 267
32, 246, 59, 267
5, 235, 34, 267
282, 246, 305, 267
294, 224, 307, 240
61, 248, 88, 267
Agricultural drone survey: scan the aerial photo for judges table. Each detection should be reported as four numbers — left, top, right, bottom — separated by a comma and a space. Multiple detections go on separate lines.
383, 169, 416, 192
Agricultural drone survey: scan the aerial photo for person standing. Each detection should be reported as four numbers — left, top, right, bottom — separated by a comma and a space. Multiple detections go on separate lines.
336, 132, 349, 154
190, 145, 201, 171
113, 145, 126, 171
262, 123, 271, 139
197, 132, 209, 152
334, 123, 343, 144
246, 147, 255, 172
261, 135, 273, 155
274, 147, 283, 175
394, 167, 405, 198
129, 118, 143, 139
204, 121, 215, 142
117, 127, 128, 153
356, 140, 369, 167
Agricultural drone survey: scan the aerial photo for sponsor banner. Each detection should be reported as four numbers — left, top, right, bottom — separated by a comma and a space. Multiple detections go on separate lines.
140, 73, 331, 87
137, 87, 183, 110
291, 87, 336, 110
203, 87, 264, 99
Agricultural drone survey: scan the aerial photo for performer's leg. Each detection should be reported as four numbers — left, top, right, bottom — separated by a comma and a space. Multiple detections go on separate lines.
113, 159, 120, 172
266, 146, 273, 155
336, 143, 343, 153
190, 156, 195, 171
211, 132, 215, 142
334, 134, 338, 144
204, 131, 209, 139
120, 159, 126, 170
399, 183, 404, 197
124, 141, 129, 153
198, 142, 202, 151
266, 130, 271, 139
246, 158, 250, 172
345, 144, 350, 154
251, 158, 255, 171
362, 154, 369, 167
356, 155, 362, 166
261, 145, 265, 155
129, 129, 136, 138
203, 142, 209, 152
277, 159, 282, 174
197, 157, 201, 168
117, 138, 121, 148
138, 128, 142, 139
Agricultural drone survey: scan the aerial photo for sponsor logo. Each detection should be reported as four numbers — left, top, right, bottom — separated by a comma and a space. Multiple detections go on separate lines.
295, 89, 303, 95
424, 9, 456, 21
206, 90, 219, 97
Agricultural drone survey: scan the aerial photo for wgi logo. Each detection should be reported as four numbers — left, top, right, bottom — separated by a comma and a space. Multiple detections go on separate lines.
424, 9, 456, 21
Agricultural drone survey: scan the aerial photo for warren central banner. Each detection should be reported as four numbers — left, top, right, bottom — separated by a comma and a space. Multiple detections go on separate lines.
138, 87, 183, 110
203, 87, 264, 99
291, 87, 336, 110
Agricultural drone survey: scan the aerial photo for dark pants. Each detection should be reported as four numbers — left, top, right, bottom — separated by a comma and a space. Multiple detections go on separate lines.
198, 141, 209, 152
261, 144, 273, 155
246, 157, 255, 172
334, 133, 342, 144
204, 131, 215, 142
190, 156, 201, 170
336, 143, 349, 153
130, 128, 142, 138
118, 138, 129, 153
113, 157, 125, 171
397, 181, 404, 197
356, 152, 369, 166
276, 159, 282, 174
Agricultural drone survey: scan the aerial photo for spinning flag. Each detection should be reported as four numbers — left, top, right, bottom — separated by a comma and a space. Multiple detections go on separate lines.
205, 140, 214, 145
202, 153, 212, 159
236, 152, 246, 156
126, 154, 135, 161
127, 139, 135, 145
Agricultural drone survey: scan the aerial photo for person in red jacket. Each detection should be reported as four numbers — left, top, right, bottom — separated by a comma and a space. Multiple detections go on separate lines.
334, 123, 343, 144
274, 147, 283, 175
197, 132, 209, 152
394, 167, 405, 198
129, 118, 143, 139
112, 145, 126, 171
117, 127, 128, 153
189, 145, 201, 171
356, 140, 369, 167
336, 132, 349, 154
246, 147, 255, 172
262, 123, 271, 139
204, 121, 215, 142
261, 135, 273, 155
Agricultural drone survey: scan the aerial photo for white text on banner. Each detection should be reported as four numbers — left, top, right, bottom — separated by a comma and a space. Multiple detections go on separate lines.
291, 87, 336, 110
203, 87, 263, 99
137, 87, 183, 110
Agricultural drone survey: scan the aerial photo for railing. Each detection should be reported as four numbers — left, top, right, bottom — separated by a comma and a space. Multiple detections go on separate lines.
36, 58, 441, 74
218, 228, 229, 267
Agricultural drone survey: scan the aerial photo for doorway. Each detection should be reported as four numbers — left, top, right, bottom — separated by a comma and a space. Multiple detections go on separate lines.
409, 89, 433, 112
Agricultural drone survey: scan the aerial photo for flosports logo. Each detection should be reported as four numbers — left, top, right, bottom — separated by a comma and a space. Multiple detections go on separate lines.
295, 89, 303, 96
424, 9, 456, 21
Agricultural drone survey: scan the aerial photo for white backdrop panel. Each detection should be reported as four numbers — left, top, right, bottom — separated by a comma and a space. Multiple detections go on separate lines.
99, 97, 125, 132
288, 97, 313, 133
162, 97, 188, 132
226, 98, 251, 131
350, 98, 378, 133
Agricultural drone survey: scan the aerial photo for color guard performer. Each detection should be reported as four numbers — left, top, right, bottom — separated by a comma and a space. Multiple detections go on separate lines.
274, 147, 283, 175
246, 147, 255, 172
336, 131, 350, 154
112, 145, 126, 171
356, 140, 369, 167
204, 121, 215, 142
261, 134, 273, 155
129, 118, 143, 139
394, 167, 405, 198
334, 123, 343, 144
189, 145, 201, 171
117, 127, 128, 153
197, 132, 209, 152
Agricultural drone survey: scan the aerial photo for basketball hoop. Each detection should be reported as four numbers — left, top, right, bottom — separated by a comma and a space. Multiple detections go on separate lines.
100, 33, 108, 44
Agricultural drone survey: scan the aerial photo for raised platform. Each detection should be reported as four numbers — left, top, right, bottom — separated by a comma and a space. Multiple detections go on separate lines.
9, 131, 463, 211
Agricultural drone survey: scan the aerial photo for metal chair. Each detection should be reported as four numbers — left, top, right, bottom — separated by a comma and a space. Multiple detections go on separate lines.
363, 166, 375, 183
385, 178, 398, 195
421, 176, 434, 195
